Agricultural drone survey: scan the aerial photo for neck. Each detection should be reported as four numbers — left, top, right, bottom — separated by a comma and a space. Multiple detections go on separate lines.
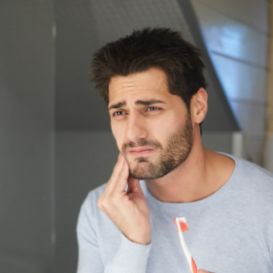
146, 143, 234, 203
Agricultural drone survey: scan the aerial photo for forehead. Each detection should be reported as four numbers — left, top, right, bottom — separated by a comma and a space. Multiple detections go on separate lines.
108, 67, 172, 105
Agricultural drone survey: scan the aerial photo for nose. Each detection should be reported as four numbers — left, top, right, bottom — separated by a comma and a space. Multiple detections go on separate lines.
124, 112, 148, 143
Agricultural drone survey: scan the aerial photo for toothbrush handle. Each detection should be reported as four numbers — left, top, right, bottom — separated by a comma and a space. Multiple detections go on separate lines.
191, 257, 198, 273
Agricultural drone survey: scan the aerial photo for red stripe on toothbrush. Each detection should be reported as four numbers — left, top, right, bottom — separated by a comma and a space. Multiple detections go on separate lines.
179, 220, 188, 232
191, 257, 198, 273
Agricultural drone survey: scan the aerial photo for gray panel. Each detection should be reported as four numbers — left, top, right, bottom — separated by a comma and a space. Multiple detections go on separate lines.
203, 132, 232, 153
0, 1, 55, 273
55, 132, 117, 273
88, 0, 193, 45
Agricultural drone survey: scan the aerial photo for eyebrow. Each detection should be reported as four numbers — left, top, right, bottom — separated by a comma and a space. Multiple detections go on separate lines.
135, 99, 166, 106
108, 99, 165, 110
108, 101, 126, 110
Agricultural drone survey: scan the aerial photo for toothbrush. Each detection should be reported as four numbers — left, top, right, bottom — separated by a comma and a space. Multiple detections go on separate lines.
175, 217, 198, 273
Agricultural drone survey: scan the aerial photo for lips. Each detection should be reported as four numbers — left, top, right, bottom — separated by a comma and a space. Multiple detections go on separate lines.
128, 147, 154, 155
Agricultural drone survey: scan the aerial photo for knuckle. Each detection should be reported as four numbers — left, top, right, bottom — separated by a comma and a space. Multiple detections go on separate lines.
97, 194, 106, 209
97, 195, 112, 211
97, 198, 103, 210
97, 186, 121, 211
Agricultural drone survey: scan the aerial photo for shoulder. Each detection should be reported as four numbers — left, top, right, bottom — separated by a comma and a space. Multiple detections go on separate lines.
78, 184, 107, 219
84, 184, 106, 205
233, 158, 273, 252
77, 183, 113, 233
235, 157, 273, 183
232, 156, 273, 202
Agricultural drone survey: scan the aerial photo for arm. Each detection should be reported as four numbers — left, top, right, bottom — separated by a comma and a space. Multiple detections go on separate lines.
104, 234, 151, 273
76, 154, 152, 273
97, 153, 152, 272
76, 202, 151, 273
97, 153, 151, 244
76, 195, 104, 273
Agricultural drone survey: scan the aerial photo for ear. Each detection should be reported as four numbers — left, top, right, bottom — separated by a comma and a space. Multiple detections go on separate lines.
190, 88, 208, 125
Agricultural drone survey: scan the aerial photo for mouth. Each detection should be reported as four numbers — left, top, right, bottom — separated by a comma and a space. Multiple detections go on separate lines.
127, 147, 155, 156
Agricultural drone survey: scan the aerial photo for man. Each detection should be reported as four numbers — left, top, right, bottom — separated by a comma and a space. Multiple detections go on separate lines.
76, 28, 273, 273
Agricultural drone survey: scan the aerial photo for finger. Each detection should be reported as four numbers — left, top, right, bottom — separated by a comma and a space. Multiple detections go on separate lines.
109, 153, 125, 181
103, 153, 124, 193
105, 153, 129, 193
114, 155, 130, 192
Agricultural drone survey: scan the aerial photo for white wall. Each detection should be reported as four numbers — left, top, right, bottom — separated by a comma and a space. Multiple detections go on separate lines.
191, 0, 269, 165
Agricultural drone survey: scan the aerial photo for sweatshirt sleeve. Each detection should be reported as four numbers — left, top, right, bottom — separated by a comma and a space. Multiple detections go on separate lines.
76, 193, 104, 273
76, 191, 151, 273
104, 233, 151, 273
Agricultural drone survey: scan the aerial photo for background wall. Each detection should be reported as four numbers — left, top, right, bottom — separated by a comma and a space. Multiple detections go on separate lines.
0, 1, 270, 273
0, 1, 55, 273
192, 0, 269, 164
55, 132, 117, 272
265, 0, 273, 172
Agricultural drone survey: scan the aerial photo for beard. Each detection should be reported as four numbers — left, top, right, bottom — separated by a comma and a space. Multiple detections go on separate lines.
122, 113, 193, 179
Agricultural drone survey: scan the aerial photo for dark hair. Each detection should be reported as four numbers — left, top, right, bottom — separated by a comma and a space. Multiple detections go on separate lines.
91, 27, 207, 107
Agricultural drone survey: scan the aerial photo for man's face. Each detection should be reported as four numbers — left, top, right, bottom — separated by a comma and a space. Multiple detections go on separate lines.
108, 67, 193, 179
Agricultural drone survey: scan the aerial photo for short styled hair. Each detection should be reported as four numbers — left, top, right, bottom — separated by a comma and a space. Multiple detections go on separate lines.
90, 27, 207, 107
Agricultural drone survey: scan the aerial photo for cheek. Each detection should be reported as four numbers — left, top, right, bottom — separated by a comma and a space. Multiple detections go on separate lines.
151, 115, 184, 138
111, 123, 124, 150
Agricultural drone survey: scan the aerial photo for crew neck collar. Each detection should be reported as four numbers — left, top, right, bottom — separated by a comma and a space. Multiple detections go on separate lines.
141, 153, 240, 210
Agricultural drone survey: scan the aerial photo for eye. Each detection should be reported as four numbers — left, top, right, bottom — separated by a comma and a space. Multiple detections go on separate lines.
145, 106, 162, 112
112, 110, 127, 119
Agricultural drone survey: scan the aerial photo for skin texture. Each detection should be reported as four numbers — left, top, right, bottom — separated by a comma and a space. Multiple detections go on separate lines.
97, 67, 235, 266
108, 68, 194, 180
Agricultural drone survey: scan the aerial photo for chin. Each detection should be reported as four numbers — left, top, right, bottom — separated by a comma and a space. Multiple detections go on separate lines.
129, 163, 166, 180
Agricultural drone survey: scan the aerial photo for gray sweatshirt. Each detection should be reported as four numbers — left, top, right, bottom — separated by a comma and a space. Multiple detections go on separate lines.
76, 156, 273, 273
